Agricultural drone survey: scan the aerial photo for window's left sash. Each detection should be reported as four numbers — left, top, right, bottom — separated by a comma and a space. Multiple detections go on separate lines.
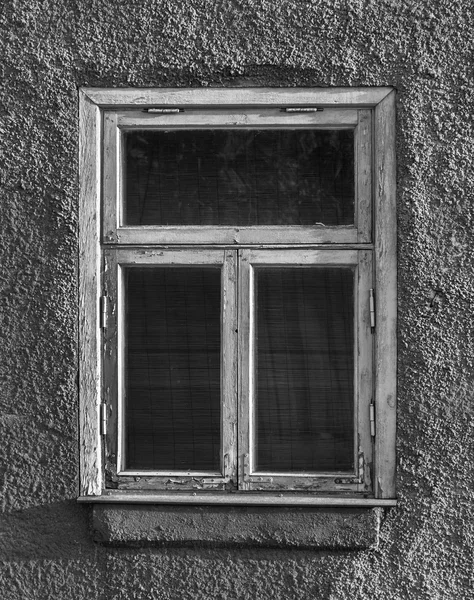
101, 248, 238, 493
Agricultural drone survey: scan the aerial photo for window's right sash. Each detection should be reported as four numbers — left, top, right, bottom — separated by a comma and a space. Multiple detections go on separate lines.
238, 248, 373, 494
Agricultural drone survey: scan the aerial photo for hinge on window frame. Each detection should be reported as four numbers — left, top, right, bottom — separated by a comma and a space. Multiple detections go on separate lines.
369, 288, 375, 332
369, 400, 376, 438
99, 295, 107, 329
100, 403, 107, 436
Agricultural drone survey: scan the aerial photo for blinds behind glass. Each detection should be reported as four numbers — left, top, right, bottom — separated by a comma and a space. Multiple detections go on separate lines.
124, 129, 354, 227
255, 267, 354, 472
125, 267, 221, 471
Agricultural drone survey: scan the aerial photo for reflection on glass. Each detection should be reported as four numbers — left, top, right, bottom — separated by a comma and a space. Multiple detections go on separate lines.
125, 267, 221, 471
124, 129, 354, 226
255, 268, 354, 472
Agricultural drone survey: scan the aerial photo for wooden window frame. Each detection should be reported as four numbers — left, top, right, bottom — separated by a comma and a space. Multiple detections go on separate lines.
78, 87, 396, 507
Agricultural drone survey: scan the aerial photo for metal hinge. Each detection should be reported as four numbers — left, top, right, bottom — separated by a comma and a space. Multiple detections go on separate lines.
282, 107, 324, 113
99, 295, 107, 329
100, 403, 107, 436
369, 400, 376, 437
369, 288, 376, 332
144, 108, 183, 114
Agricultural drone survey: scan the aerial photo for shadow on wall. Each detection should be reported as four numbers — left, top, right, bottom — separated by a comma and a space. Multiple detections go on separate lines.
0, 500, 95, 561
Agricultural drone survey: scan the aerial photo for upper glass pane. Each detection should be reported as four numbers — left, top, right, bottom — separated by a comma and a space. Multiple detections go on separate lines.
124, 129, 354, 226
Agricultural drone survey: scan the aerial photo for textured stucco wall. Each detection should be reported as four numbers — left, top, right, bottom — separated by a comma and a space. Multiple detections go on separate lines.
1, 1, 473, 598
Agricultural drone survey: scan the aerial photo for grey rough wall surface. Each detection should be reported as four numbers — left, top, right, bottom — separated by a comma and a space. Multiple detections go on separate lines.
0, 0, 473, 598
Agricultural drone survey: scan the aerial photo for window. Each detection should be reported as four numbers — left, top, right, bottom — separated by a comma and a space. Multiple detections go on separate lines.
79, 88, 396, 505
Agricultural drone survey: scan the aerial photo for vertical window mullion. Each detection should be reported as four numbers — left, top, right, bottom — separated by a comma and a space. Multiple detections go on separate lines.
237, 249, 252, 490
222, 250, 238, 485
356, 249, 374, 492
102, 248, 119, 482
102, 112, 120, 241
355, 109, 372, 243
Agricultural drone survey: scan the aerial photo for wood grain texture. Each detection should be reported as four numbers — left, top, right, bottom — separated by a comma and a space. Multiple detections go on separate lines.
102, 250, 119, 480
113, 247, 225, 265
82, 87, 393, 108
79, 91, 102, 496
222, 250, 238, 485
244, 248, 358, 265
356, 110, 373, 243
78, 492, 397, 506
356, 250, 374, 493
116, 108, 358, 128
237, 250, 252, 491
102, 112, 119, 242
112, 226, 359, 246
374, 90, 397, 499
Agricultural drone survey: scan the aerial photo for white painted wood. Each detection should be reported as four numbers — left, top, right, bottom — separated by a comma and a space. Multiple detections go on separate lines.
112, 226, 359, 246
117, 109, 358, 129
222, 250, 238, 484
83, 87, 393, 108
244, 248, 358, 265
78, 90, 102, 496
238, 249, 252, 491
374, 90, 397, 499
356, 110, 372, 242
356, 250, 374, 493
113, 248, 225, 265
77, 493, 397, 507
102, 251, 119, 477
102, 112, 120, 242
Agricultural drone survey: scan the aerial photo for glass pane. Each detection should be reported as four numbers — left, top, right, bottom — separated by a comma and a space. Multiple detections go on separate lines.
124, 129, 354, 226
125, 267, 221, 471
255, 268, 354, 472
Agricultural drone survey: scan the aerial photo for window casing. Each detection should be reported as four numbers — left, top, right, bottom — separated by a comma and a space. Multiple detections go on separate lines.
78, 88, 396, 505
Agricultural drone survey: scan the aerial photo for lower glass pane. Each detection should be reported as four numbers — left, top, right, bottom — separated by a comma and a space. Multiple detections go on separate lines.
125, 267, 221, 471
255, 268, 354, 472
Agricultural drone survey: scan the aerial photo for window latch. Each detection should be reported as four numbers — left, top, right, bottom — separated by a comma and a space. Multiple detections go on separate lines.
282, 107, 324, 113
144, 108, 183, 114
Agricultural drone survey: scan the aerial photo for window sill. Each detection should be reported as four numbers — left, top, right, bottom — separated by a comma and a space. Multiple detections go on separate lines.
80, 493, 396, 549
78, 492, 397, 507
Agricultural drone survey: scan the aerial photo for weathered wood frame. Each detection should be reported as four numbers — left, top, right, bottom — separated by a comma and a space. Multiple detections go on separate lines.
78, 87, 396, 503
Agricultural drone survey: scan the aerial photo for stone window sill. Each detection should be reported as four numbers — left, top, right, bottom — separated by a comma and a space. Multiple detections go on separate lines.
80, 495, 396, 549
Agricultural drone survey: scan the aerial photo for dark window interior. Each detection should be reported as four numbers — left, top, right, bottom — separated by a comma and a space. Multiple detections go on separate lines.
125, 267, 221, 471
124, 129, 354, 227
255, 267, 354, 472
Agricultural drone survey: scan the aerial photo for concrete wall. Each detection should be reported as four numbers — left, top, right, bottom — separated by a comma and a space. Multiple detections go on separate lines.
1, 1, 473, 598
